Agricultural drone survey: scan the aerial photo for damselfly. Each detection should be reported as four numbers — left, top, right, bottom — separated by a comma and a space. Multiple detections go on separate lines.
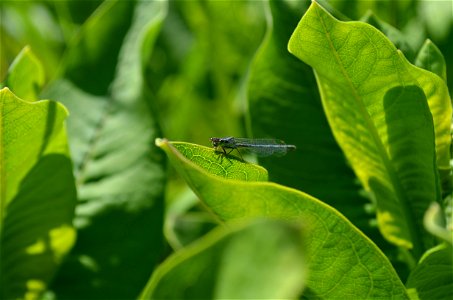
210, 137, 296, 159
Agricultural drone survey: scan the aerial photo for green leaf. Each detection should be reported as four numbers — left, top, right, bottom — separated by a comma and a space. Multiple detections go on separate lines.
415, 39, 447, 82
141, 219, 307, 299
246, 1, 408, 275
406, 244, 453, 300
288, 1, 450, 257
3, 46, 45, 101
360, 11, 415, 62
247, 0, 380, 237
156, 139, 409, 299
164, 189, 218, 250
171, 142, 268, 182
42, 1, 168, 298
165, 140, 268, 249
0, 88, 76, 299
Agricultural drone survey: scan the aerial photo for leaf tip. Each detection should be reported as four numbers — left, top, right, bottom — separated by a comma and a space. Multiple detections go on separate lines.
424, 202, 453, 245
155, 138, 168, 148
0, 86, 12, 94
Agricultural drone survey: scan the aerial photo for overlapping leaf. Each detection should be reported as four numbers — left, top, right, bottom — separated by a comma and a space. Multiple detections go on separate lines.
141, 219, 307, 299
247, 0, 379, 238
2, 47, 45, 101
288, 2, 451, 258
155, 139, 409, 299
0, 85, 76, 298
406, 244, 453, 299
43, 1, 168, 298
415, 39, 447, 82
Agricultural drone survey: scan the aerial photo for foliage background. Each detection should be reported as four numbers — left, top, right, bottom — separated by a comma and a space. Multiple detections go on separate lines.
1, 0, 452, 299
2, 0, 452, 140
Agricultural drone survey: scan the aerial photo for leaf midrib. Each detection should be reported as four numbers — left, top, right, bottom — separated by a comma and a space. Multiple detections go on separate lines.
0, 91, 5, 225
314, 6, 422, 257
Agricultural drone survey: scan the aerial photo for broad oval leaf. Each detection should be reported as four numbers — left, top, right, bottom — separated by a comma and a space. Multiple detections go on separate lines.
288, 1, 450, 258
156, 139, 409, 299
141, 219, 307, 299
406, 244, 453, 300
0, 88, 76, 299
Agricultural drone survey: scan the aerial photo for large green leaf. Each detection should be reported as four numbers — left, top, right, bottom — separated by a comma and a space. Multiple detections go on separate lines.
0, 88, 76, 299
156, 139, 409, 299
246, 1, 408, 277
141, 219, 307, 299
406, 244, 453, 299
43, 1, 168, 298
163, 141, 268, 249
247, 0, 376, 232
413, 39, 451, 195
288, 1, 451, 258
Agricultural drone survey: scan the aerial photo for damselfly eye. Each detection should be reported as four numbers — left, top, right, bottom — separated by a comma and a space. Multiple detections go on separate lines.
210, 138, 220, 147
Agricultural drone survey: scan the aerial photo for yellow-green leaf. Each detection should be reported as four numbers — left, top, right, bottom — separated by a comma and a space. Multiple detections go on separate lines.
156, 138, 409, 299
0, 88, 76, 299
3, 46, 45, 101
171, 141, 268, 182
288, 1, 450, 258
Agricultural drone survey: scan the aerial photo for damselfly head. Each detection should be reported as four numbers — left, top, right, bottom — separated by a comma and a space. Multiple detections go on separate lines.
210, 137, 234, 147
210, 137, 220, 147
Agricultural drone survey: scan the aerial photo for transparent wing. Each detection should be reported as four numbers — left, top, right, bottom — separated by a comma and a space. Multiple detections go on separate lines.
232, 138, 285, 146
232, 138, 295, 157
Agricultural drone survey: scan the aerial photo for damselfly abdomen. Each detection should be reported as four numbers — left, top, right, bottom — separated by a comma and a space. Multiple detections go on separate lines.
210, 137, 296, 159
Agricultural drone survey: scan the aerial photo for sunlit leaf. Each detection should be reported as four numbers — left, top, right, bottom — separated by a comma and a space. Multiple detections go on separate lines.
3, 46, 45, 101
0, 88, 76, 299
172, 142, 268, 182
247, 0, 380, 239
288, 1, 450, 258
156, 139, 409, 299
